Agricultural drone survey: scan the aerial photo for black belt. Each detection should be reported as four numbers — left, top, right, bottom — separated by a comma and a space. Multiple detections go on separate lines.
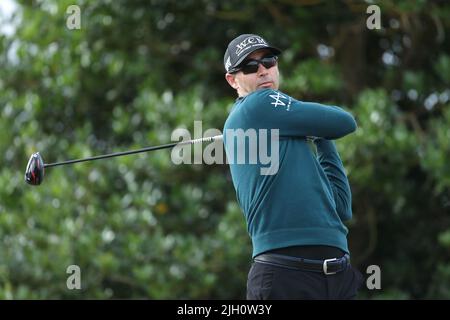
254, 253, 350, 275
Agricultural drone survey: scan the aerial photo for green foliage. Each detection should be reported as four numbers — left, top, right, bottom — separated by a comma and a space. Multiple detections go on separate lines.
1, 0, 450, 299
283, 58, 343, 97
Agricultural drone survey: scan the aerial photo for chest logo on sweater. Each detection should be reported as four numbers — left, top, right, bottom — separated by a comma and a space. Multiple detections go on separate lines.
269, 92, 291, 111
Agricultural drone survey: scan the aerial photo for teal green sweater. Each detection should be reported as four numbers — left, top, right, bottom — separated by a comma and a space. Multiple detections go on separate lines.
223, 89, 357, 258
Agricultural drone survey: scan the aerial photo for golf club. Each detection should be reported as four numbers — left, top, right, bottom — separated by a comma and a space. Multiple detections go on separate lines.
24, 135, 223, 186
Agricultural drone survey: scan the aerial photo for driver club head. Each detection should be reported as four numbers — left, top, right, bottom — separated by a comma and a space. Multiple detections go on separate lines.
25, 152, 45, 186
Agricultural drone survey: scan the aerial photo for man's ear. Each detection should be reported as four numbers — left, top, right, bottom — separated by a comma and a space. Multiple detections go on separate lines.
225, 73, 239, 90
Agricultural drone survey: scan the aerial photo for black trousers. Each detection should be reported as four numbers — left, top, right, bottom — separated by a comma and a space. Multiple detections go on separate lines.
247, 253, 364, 300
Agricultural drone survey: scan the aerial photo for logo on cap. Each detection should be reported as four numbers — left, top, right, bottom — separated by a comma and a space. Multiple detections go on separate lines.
235, 36, 268, 56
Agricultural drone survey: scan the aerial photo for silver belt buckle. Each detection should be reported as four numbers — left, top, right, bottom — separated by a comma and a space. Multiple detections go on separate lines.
323, 258, 337, 275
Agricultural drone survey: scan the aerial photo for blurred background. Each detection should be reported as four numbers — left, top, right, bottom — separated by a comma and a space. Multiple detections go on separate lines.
0, 0, 449, 299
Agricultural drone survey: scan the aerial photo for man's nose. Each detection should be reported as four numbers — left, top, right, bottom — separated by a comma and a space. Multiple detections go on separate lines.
257, 62, 268, 75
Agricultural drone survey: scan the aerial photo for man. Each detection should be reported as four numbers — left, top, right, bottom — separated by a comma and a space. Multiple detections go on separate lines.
222, 34, 363, 299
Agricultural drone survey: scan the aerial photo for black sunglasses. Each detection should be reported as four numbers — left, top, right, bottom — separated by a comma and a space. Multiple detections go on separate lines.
233, 55, 278, 74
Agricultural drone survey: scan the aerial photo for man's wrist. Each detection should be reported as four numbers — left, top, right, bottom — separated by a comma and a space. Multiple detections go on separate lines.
315, 138, 338, 154
306, 136, 320, 142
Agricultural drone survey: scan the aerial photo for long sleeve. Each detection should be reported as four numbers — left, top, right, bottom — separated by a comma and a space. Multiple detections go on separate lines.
315, 139, 352, 221
241, 89, 357, 139
223, 89, 355, 257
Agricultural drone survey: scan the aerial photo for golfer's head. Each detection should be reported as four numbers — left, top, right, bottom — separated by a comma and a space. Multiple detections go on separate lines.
224, 34, 282, 97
